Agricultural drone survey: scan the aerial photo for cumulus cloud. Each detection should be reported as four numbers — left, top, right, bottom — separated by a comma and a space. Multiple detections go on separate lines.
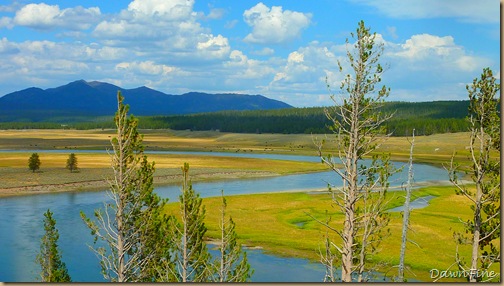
92, 0, 231, 63
126, 0, 194, 20
387, 33, 490, 73
13, 3, 101, 30
115, 61, 178, 75
350, 0, 499, 23
264, 31, 497, 106
243, 2, 311, 44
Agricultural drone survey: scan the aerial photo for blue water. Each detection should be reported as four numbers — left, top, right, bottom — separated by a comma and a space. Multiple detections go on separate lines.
388, 195, 437, 212
0, 151, 449, 282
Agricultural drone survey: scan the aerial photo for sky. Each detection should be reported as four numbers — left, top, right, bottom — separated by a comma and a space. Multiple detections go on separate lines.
0, 0, 500, 107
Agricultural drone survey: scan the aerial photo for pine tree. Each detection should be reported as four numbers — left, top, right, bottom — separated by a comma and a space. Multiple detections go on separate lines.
66, 153, 78, 173
28, 153, 41, 173
314, 20, 394, 282
160, 163, 211, 282
37, 209, 71, 282
211, 191, 252, 282
447, 68, 500, 282
81, 91, 168, 282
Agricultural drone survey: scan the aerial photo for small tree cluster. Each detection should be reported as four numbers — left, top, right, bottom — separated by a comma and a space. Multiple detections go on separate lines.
28, 153, 79, 173
157, 164, 251, 282
78, 92, 251, 282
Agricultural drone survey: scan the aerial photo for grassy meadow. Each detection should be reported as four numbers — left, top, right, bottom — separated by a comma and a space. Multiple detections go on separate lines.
0, 128, 478, 164
0, 129, 479, 195
164, 185, 499, 282
0, 129, 499, 281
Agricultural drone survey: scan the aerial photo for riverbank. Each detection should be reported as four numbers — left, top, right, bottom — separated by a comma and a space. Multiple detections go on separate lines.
0, 149, 330, 198
186, 185, 498, 282
0, 129, 481, 166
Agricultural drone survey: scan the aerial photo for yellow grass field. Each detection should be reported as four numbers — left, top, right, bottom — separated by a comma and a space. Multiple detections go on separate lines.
0, 129, 478, 164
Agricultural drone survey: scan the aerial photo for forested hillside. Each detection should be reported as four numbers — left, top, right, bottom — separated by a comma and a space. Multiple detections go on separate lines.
141, 100, 474, 136
0, 100, 485, 137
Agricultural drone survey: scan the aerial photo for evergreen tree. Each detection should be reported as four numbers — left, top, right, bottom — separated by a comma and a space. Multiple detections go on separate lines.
37, 209, 71, 282
160, 163, 211, 282
81, 91, 168, 282
211, 191, 252, 282
66, 153, 78, 173
28, 153, 41, 173
447, 68, 501, 282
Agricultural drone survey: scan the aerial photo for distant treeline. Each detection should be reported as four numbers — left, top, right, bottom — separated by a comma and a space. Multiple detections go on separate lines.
0, 100, 485, 137
140, 101, 474, 136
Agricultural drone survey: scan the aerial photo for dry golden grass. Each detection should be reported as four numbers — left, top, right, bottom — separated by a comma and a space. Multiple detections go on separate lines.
0, 129, 478, 166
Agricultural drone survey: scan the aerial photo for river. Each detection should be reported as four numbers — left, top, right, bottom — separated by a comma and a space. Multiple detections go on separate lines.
0, 150, 448, 282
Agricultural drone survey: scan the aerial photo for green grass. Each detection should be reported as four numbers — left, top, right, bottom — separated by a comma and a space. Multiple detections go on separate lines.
163, 185, 500, 282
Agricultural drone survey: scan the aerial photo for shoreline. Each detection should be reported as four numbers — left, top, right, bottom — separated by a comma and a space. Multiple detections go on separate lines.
0, 170, 284, 198
0, 168, 470, 199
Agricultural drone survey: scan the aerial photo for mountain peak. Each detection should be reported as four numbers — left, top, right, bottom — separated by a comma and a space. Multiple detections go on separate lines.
0, 80, 293, 121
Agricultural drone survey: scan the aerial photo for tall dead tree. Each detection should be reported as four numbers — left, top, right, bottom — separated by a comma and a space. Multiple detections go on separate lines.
447, 68, 500, 282
397, 129, 415, 281
315, 20, 394, 282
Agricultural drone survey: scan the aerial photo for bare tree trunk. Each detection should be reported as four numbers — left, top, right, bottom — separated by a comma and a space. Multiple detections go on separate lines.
315, 20, 394, 282
398, 129, 415, 281
446, 68, 500, 282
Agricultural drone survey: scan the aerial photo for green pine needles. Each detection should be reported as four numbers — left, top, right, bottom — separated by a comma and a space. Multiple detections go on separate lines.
37, 209, 71, 282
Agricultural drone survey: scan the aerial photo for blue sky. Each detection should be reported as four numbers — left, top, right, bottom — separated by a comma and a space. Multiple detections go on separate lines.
0, 0, 500, 107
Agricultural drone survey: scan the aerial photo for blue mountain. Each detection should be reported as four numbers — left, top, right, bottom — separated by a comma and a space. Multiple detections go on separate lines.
0, 80, 292, 121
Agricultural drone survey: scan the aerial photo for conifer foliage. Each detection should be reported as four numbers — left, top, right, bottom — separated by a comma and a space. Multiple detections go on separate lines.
66, 153, 78, 173
447, 68, 501, 282
160, 163, 212, 282
37, 209, 71, 282
211, 191, 252, 282
28, 152, 41, 173
80, 91, 166, 282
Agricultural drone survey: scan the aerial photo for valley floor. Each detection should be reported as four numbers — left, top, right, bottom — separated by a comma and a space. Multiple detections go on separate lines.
0, 129, 499, 282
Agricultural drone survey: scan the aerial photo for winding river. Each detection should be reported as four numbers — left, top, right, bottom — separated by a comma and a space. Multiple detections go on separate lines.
0, 150, 448, 282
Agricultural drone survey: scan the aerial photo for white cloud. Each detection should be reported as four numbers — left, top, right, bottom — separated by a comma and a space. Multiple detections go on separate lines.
196, 34, 230, 59
350, 0, 499, 23
202, 8, 226, 20
243, 2, 311, 44
115, 61, 178, 75
13, 3, 101, 30
287, 51, 304, 63
387, 33, 491, 73
126, 0, 194, 21
0, 16, 13, 29
92, 0, 231, 64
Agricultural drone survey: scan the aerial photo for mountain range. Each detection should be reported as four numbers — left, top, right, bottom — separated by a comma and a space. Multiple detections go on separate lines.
0, 80, 292, 122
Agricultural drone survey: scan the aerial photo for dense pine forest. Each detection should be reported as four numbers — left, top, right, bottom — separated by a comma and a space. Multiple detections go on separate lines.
0, 100, 483, 136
